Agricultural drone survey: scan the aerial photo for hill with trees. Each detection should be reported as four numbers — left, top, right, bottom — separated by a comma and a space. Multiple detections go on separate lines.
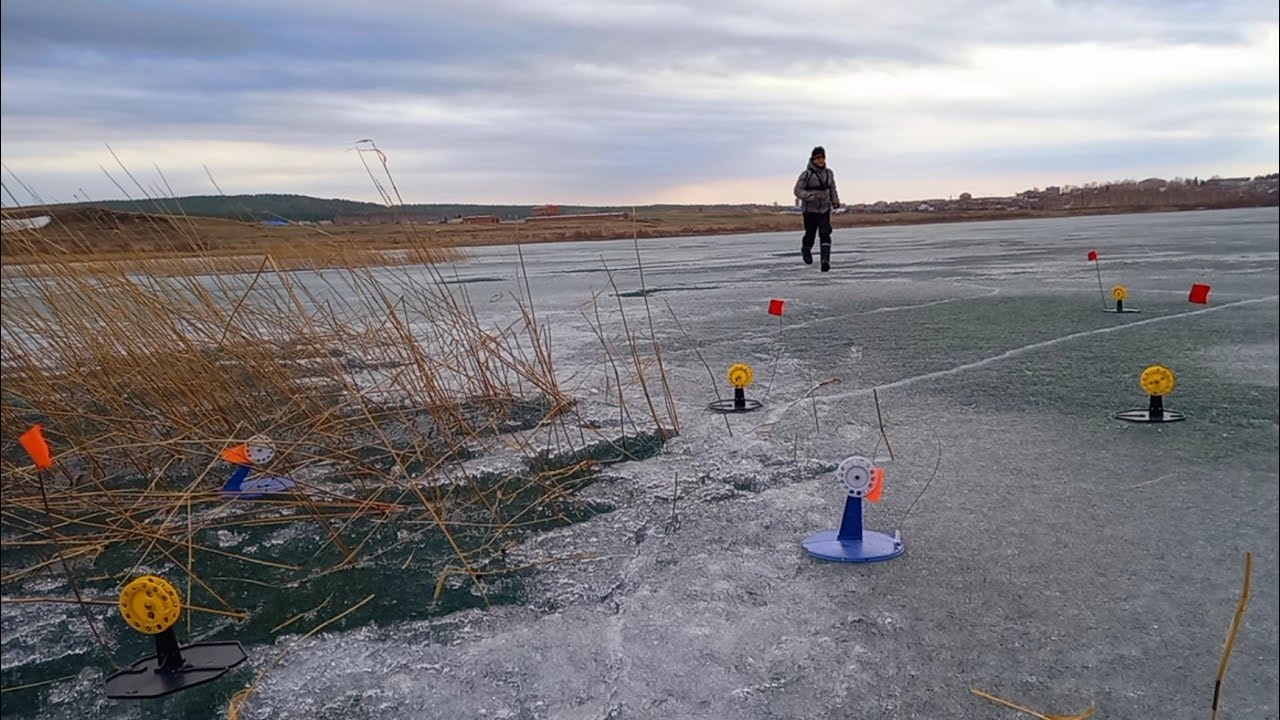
28, 194, 645, 223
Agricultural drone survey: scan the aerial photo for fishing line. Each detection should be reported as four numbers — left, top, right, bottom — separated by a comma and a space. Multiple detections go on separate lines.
1093, 257, 1107, 309
759, 312, 786, 402
893, 417, 943, 535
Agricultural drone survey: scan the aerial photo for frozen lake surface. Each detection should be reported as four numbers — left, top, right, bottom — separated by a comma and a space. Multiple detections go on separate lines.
4, 208, 1278, 719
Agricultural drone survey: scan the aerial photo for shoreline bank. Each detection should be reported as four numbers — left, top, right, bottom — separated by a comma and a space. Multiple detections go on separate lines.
1, 202, 1275, 266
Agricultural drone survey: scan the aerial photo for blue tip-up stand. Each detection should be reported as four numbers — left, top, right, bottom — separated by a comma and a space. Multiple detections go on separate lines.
802, 495, 904, 563
220, 464, 295, 499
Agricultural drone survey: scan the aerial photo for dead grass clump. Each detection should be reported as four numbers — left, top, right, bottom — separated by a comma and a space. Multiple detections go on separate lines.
0, 226, 675, 635
1, 150, 680, 714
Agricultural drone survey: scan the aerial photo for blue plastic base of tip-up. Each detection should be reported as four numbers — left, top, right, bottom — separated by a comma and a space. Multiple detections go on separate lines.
802, 528, 904, 563
802, 495, 904, 563
220, 464, 297, 500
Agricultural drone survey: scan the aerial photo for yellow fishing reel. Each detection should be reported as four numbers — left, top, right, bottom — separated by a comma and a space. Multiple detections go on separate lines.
1112, 285, 1128, 302
105, 575, 249, 700
1140, 365, 1176, 397
1114, 364, 1185, 423
709, 362, 763, 413
727, 363, 754, 389
118, 575, 182, 635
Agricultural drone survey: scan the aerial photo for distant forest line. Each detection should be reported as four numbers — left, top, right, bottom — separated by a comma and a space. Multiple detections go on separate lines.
8, 173, 1278, 223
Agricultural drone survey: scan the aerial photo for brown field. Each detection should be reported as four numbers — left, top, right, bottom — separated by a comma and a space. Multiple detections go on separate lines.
0, 201, 1271, 273
0, 208, 460, 275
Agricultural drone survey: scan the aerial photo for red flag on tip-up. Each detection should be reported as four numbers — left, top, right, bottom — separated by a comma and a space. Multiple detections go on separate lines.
768, 298, 785, 316
1189, 283, 1211, 304
1087, 250, 1099, 262
20, 424, 54, 470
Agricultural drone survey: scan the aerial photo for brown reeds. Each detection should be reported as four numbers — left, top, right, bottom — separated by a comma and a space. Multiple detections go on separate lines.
0, 153, 679, 706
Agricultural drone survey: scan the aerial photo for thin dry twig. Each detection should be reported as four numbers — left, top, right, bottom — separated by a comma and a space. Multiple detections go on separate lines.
1, 595, 250, 620
872, 388, 895, 461
226, 593, 377, 720
970, 688, 1096, 720
1211, 551, 1253, 720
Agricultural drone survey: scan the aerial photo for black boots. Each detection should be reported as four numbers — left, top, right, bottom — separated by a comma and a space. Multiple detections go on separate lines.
802, 243, 830, 271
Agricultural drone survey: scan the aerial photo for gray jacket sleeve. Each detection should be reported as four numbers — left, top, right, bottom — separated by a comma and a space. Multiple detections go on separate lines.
794, 171, 817, 201
828, 171, 841, 207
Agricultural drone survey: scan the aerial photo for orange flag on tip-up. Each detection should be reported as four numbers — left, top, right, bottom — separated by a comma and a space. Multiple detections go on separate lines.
221, 444, 252, 465
20, 424, 54, 470
866, 467, 885, 503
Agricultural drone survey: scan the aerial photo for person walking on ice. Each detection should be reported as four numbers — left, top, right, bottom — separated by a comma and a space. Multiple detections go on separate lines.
793, 146, 841, 272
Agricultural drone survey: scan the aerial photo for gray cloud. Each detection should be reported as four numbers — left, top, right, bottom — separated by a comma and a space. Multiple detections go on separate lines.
1, 0, 1276, 203
0, 0, 262, 62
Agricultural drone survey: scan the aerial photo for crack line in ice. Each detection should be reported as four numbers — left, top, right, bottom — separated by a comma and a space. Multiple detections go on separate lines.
860, 284, 1002, 316
783, 283, 1002, 330
822, 294, 1280, 401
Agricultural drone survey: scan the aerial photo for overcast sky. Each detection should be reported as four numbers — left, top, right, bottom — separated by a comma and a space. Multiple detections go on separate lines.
1, 0, 1277, 205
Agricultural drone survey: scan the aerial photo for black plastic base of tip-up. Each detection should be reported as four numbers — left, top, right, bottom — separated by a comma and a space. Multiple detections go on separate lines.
1102, 299, 1141, 314
707, 388, 763, 414
104, 628, 247, 699
1113, 395, 1185, 424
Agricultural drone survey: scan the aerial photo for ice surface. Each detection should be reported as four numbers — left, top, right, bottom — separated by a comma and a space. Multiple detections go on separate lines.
3, 208, 1277, 719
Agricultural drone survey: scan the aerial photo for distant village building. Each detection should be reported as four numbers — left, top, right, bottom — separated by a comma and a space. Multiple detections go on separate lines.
531, 205, 561, 217
461, 214, 500, 224
805, 172, 1278, 216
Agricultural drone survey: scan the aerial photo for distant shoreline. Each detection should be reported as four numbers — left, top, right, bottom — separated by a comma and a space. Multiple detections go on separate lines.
1, 202, 1274, 269
433, 202, 1279, 249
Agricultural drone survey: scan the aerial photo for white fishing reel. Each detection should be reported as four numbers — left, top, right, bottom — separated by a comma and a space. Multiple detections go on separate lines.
835, 455, 875, 498
244, 435, 276, 465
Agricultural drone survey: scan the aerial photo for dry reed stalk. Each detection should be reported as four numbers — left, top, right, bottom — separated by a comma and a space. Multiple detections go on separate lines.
970, 688, 1095, 720
661, 298, 733, 437
1211, 551, 1253, 720
631, 238, 679, 435
1, 595, 250, 620
225, 593, 377, 720
601, 261, 676, 438
872, 388, 895, 461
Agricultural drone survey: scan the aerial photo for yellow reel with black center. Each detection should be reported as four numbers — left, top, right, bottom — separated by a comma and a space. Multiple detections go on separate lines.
105, 575, 249, 699
727, 363, 754, 389
118, 575, 182, 635
1114, 364, 1185, 423
1140, 365, 1176, 397
1112, 285, 1128, 302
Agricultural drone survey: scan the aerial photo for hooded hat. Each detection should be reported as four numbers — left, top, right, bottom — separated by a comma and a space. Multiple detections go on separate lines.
810, 146, 826, 160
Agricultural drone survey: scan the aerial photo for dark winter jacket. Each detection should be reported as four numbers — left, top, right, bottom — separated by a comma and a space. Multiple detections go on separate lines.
794, 162, 841, 214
